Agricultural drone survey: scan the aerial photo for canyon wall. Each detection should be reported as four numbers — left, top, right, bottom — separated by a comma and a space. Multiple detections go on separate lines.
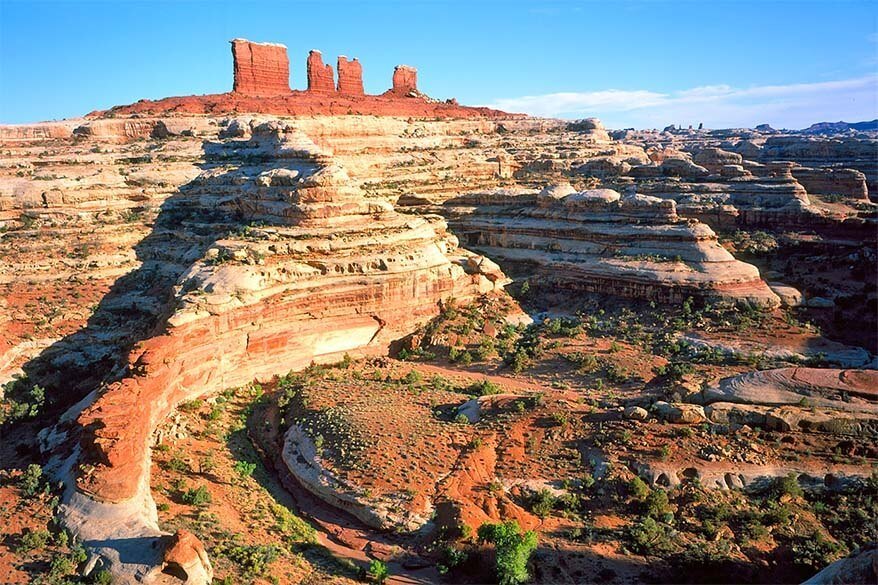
27, 123, 505, 583
442, 184, 781, 307
230, 39, 291, 96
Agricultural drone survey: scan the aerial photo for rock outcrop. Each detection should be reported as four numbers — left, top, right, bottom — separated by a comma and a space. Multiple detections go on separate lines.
230, 39, 291, 96
336, 56, 364, 95
442, 185, 781, 307
306, 50, 336, 93
37, 124, 507, 583
93, 42, 512, 119
389, 65, 418, 95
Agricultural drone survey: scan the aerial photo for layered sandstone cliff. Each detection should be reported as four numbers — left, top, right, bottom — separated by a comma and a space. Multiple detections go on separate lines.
231, 39, 291, 96
306, 50, 335, 92
337, 56, 364, 95
31, 123, 505, 583
441, 184, 781, 307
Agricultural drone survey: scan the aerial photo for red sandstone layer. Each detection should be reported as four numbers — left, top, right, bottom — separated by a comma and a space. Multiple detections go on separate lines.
306, 50, 336, 93
230, 39, 291, 96
90, 91, 518, 119
337, 56, 364, 95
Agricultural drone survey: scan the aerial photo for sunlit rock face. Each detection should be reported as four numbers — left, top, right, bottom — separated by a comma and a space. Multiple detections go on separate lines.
442, 184, 781, 308
17, 122, 506, 584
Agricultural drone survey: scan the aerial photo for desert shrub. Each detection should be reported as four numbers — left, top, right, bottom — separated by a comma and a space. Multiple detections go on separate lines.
402, 370, 422, 385
20, 463, 44, 496
178, 399, 203, 413
438, 545, 468, 575
770, 472, 804, 500
1, 378, 46, 423
181, 485, 212, 506
628, 516, 673, 555
550, 411, 569, 426
506, 349, 530, 373
652, 360, 695, 382
216, 542, 279, 576
165, 456, 189, 473
367, 559, 389, 584
763, 502, 795, 527
790, 533, 844, 572
233, 460, 257, 479
528, 489, 557, 518
272, 503, 316, 544
544, 317, 582, 337
478, 520, 538, 585
454, 413, 470, 425
472, 338, 497, 361
15, 528, 50, 553
644, 489, 672, 519
564, 351, 599, 372
468, 379, 502, 396
91, 570, 114, 584
628, 476, 651, 500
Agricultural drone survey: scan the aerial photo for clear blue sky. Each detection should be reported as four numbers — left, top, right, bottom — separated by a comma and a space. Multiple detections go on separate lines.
1, 0, 876, 128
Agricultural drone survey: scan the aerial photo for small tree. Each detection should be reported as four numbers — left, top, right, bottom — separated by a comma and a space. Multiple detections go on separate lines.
367, 559, 389, 584
478, 520, 538, 585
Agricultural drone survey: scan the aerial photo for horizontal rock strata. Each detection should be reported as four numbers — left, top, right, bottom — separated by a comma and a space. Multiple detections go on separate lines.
36, 123, 506, 583
442, 184, 781, 307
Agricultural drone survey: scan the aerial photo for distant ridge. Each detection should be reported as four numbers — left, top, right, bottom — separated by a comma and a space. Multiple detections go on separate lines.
800, 119, 878, 134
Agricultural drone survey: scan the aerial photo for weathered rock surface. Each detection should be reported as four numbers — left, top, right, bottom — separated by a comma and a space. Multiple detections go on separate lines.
336, 56, 364, 95
389, 65, 418, 96
442, 184, 781, 306
31, 124, 506, 583
803, 544, 878, 585
231, 39, 291, 96
307, 50, 336, 93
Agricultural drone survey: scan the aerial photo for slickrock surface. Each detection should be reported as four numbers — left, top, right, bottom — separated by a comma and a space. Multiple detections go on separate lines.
441, 184, 780, 307
602, 126, 877, 235
231, 39, 291, 96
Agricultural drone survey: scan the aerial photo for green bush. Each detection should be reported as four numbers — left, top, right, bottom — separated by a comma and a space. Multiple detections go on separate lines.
367, 559, 389, 584
628, 477, 651, 500
790, 533, 844, 572
15, 528, 50, 553
628, 516, 673, 555
20, 463, 44, 497
644, 489, 671, 519
217, 542, 279, 575
402, 370, 422, 385
1, 379, 46, 423
528, 489, 557, 518
478, 520, 538, 585
233, 460, 257, 479
771, 472, 804, 500
271, 502, 317, 544
468, 379, 502, 396
181, 485, 212, 506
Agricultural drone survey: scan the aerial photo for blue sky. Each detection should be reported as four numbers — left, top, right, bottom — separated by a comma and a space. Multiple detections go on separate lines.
1, 0, 876, 128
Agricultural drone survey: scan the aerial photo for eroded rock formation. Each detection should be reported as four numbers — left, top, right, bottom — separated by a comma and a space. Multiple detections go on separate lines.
231, 38, 291, 96
35, 124, 506, 583
337, 56, 364, 95
306, 50, 336, 93
442, 184, 781, 307
390, 65, 418, 95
